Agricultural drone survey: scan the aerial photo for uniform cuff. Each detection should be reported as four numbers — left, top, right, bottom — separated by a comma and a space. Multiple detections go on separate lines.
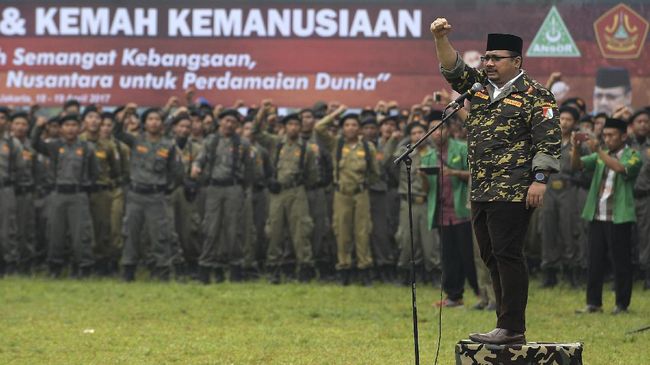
439, 53, 465, 79
532, 152, 560, 173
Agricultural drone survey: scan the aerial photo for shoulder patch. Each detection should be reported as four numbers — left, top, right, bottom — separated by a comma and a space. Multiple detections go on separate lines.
542, 106, 554, 119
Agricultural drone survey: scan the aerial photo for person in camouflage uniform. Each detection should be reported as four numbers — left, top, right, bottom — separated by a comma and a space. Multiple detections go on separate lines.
432, 19, 561, 344
0, 110, 21, 276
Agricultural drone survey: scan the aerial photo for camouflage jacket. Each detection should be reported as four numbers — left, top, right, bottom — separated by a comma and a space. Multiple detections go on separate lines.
441, 55, 561, 202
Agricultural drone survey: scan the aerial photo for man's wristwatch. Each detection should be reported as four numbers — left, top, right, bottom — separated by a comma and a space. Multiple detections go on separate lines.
533, 171, 549, 184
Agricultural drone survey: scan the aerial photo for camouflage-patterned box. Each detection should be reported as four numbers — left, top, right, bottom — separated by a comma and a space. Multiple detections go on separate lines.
455, 340, 583, 365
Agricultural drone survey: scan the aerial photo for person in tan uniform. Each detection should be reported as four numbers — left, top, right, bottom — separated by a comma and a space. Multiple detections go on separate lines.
314, 106, 380, 286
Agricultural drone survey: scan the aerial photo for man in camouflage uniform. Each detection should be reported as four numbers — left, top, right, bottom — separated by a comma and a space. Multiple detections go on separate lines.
32, 114, 99, 278
432, 19, 561, 344
253, 106, 319, 283
191, 109, 253, 284
114, 108, 180, 282
315, 106, 380, 286
0, 109, 21, 276
80, 106, 121, 276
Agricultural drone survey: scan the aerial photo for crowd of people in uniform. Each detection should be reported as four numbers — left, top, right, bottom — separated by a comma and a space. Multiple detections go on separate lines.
0, 77, 648, 311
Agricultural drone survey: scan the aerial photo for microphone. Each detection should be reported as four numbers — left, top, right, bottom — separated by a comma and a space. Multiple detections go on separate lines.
445, 82, 484, 109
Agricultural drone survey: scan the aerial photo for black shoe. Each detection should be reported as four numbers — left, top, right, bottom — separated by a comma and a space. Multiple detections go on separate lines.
4, 262, 17, 276
472, 302, 487, 310
430, 269, 441, 288
197, 266, 211, 284
122, 265, 136, 282
214, 268, 225, 283
282, 264, 296, 282
359, 269, 372, 287
612, 306, 628, 315
540, 268, 558, 288
338, 269, 351, 286
268, 268, 281, 285
174, 263, 187, 281
469, 328, 526, 345
78, 265, 93, 279
49, 264, 64, 279
229, 265, 243, 282
298, 266, 314, 283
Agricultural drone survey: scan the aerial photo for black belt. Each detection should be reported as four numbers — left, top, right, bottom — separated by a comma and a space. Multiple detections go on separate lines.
209, 178, 241, 187
15, 185, 35, 195
634, 189, 650, 199
335, 183, 367, 195
280, 180, 303, 190
130, 183, 167, 195
56, 185, 86, 194
89, 184, 114, 193
0, 180, 13, 188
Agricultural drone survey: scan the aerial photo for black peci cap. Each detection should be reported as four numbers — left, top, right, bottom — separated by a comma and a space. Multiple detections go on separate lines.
559, 106, 580, 122
486, 33, 523, 54
603, 118, 627, 133
596, 67, 630, 89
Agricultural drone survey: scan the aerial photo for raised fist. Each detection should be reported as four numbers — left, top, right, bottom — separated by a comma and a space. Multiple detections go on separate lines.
430, 18, 452, 39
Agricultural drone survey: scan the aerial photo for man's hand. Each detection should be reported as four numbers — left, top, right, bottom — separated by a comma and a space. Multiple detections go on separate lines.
36, 116, 48, 128
190, 165, 201, 179
586, 136, 600, 153
430, 18, 452, 39
332, 104, 347, 117
612, 105, 632, 121
526, 182, 546, 209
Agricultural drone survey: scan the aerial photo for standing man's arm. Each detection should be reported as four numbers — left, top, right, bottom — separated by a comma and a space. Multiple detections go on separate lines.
431, 18, 486, 93
314, 105, 346, 152
30, 118, 55, 157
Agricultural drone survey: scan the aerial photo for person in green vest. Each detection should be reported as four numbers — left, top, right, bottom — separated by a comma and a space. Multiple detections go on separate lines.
572, 118, 641, 314
421, 113, 478, 307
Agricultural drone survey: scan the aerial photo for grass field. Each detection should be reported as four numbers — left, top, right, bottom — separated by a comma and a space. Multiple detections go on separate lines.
1, 276, 649, 365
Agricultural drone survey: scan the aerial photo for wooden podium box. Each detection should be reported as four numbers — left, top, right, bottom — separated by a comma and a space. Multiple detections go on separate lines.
455, 340, 583, 365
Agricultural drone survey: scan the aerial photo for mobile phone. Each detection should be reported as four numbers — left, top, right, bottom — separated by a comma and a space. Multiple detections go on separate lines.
575, 132, 589, 142
389, 108, 399, 117
433, 92, 441, 102
418, 166, 439, 175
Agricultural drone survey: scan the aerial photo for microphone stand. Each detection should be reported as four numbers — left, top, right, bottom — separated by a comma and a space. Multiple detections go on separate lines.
393, 102, 463, 365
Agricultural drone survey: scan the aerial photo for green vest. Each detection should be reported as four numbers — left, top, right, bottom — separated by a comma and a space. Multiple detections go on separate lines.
421, 138, 470, 229
580, 146, 641, 223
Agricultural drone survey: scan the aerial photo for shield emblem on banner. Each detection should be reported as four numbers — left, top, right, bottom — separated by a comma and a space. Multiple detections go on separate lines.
594, 3, 649, 59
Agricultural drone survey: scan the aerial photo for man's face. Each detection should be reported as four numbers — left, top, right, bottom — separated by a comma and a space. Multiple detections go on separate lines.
342, 118, 360, 140
11, 117, 29, 139
593, 86, 631, 116
144, 112, 163, 135
430, 120, 448, 145
285, 119, 301, 139
241, 121, 253, 140
482, 50, 521, 85
602, 128, 625, 151
60, 121, 80, 141
362, 124, 378, 141
83, 111, 101, 133
125, 113, 140, 132
219, 115, 238, 136
300, 111, 315, 133
579, 122, 594, 133
410, 125, 426, 144
0, 113, 8, 130
65, 105, 80, 115
202, 115, 214, 133
559, 112, 576, 135
46, 122, 60, 138
99, 118, 113, 139
631, 113, 650, 138
379, 121, 396, 138
191, 119, 203, 136
173, 119, 191, 139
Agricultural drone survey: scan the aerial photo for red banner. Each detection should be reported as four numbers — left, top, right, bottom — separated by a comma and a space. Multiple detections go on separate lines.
0, 1, 648, 110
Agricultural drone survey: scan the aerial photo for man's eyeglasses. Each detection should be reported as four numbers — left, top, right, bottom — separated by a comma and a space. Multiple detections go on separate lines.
480, 55, 518, 63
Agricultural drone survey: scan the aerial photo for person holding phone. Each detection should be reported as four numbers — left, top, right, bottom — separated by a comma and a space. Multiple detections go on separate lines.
572, 118, 641, 314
